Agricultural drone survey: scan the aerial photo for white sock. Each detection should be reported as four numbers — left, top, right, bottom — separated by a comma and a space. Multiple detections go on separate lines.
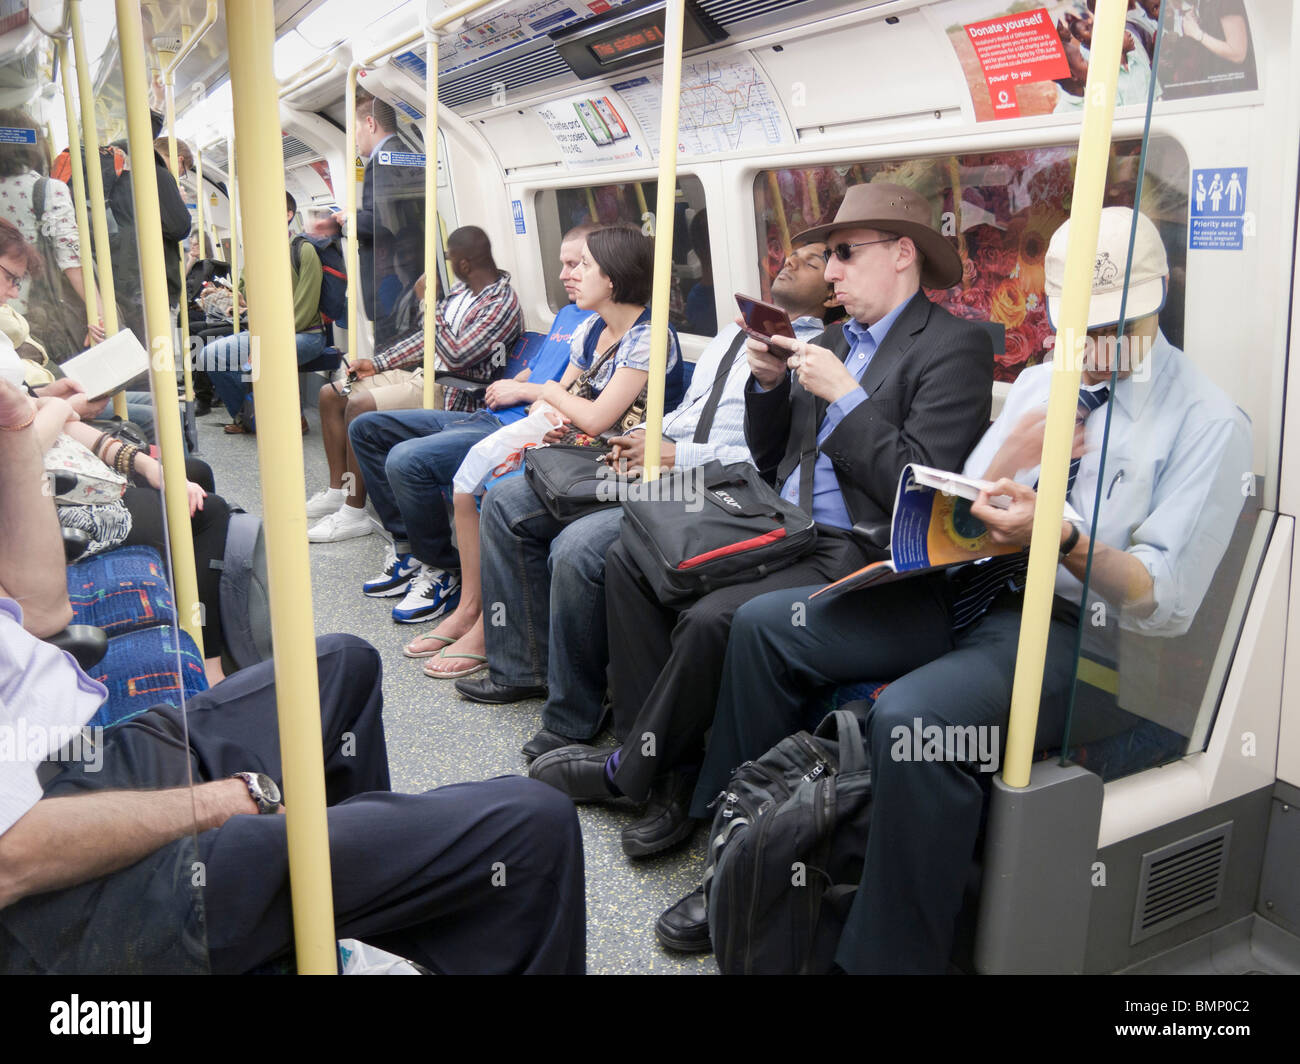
322, 486, 344, 501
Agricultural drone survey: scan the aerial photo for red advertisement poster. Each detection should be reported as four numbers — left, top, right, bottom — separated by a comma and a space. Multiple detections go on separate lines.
964, 8, 1070, 118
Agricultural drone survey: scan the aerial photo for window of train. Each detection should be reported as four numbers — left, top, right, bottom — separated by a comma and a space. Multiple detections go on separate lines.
754, 139, 1269, 785
535, 175, 717, 337
753, 141, 1189, 384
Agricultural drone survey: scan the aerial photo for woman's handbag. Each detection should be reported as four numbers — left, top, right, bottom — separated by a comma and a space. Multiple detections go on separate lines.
44, 433, 128, 506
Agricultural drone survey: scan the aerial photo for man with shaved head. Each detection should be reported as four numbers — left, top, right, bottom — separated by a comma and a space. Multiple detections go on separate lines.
307, 224, 524, 544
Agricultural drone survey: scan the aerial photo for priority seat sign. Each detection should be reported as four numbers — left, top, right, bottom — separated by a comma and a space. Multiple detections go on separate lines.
1190, 167, 1247, 251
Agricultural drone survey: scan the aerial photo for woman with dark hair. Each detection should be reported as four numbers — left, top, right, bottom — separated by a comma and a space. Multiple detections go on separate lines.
411, 225, 684, 679
0, 109, 93, 342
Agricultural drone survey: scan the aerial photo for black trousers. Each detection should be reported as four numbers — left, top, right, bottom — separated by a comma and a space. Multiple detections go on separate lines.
0, 636, 586, 974
694, 578, 1080, 974
604, 527, 874, 802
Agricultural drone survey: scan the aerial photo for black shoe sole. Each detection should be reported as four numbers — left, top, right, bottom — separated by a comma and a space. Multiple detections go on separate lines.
621, 816, 698, 859
654, 925, 713, 954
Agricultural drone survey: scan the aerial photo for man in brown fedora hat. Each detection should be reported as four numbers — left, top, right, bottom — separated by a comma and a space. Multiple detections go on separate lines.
528, 182, 994, 895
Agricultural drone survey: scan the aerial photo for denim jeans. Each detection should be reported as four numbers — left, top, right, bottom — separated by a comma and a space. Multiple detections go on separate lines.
199, 330, 328, 419
479, 475, 624, 740
348, 408, 500, 569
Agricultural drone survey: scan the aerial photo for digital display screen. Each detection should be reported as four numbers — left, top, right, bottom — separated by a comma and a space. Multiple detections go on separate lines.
588, 24, 664, 64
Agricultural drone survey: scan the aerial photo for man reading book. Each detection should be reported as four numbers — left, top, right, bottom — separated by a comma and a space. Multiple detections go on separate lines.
660, 207, 1252, 966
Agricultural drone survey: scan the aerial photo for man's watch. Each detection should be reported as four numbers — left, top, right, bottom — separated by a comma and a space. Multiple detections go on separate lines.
230, 771, 281, 814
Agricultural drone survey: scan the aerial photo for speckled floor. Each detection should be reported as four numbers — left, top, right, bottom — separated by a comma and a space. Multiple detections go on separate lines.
194, 393, 714, 975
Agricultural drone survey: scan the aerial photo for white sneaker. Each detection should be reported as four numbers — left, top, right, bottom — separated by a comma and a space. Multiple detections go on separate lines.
306, 487, 345, 519
307, 504, 374, 543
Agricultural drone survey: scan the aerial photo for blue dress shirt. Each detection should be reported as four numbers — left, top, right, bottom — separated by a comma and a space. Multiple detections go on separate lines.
779, 298, 912, 529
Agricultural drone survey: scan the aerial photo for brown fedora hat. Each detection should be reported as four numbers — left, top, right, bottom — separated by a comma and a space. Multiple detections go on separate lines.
793, 182, 962, 290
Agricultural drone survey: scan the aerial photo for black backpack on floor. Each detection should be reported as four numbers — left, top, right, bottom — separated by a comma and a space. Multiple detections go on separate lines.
618, 460, 816, 608
703, 708, 874, 975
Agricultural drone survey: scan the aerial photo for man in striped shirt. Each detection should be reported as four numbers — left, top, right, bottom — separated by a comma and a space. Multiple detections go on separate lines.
307, 226, 523, 542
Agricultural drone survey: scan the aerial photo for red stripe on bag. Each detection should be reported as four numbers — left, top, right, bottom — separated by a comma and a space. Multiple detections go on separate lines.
677, 528, 787, 570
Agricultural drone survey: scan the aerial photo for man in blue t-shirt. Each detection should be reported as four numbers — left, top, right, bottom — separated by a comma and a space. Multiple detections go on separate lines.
349, 226, 596, 625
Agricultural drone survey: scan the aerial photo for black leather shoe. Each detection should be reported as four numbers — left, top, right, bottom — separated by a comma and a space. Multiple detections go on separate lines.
522, 729, 578, 762
655, 886, 711, 953
455, 675, 547, 704
529, 745, 616, 803
622, 769, 699, 857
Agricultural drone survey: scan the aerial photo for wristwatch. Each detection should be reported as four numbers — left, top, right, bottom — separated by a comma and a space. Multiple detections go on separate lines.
230, 771, 282, 814
1060, 520, 1082, 559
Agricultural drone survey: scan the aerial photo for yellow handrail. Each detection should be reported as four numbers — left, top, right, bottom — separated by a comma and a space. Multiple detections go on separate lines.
642, 0, 686, 480
162, 1, 218, 403
113, 0, 202, 654
55, 37, 99, 335
227, 0, 338, 975
195, 145, 205, 259
69, 0, 125, 418
1001, 0, 1128, 788
278, 55, 338, 99
422, 30, 439, 409
228, 130, 241, 336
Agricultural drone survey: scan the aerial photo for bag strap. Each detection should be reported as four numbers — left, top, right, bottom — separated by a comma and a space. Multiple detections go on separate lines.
692, 329, 748, 444
815, 708, 868, 775
796, 395, 817, 513
31, 175, 45, 222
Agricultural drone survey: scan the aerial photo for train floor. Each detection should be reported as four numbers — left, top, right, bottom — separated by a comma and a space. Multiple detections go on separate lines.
194, 397, 714, 975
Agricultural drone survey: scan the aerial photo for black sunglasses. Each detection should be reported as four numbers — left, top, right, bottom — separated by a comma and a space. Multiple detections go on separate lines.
826, 236, 900, 263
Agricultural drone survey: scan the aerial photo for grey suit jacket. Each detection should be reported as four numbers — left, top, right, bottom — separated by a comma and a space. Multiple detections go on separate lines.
744, 291, 994, 552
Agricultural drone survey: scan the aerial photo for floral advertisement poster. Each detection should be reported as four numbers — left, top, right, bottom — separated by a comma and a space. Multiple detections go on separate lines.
752, 139, 1189, 383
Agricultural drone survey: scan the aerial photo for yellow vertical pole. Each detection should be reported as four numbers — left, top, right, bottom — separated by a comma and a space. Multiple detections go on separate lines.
162, 69, 195, 401
69, 0, 126, 418
1001, 0, 1128, 788
226, 0, 337, 975
345, 65, 360, 364
113, 0, 203, 654
228, 130, 241, 336
642, 0, 685, 480
422, 33, 439, 409
195, 146, 205, 259
56, 37, 99, 333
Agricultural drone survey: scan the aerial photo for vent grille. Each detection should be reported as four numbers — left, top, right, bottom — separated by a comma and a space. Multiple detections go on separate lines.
440, 0, 818, 108
1130, 822, 1232, 945
440, 47, 572, 108
282, 133, 319, 167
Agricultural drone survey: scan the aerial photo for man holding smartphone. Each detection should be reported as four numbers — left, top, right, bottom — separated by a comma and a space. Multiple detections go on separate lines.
530, 182, 995, 866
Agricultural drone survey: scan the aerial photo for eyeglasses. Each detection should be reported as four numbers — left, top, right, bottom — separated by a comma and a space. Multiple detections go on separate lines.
0, 262, 25, 288
826, 236, 900, 263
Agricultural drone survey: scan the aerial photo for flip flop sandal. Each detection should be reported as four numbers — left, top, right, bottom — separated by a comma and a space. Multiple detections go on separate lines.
422, 649, 489, 680
403, 632, 456, 659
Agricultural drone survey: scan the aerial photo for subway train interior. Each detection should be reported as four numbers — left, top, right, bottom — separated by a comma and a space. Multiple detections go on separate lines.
0, 0, 1297, 980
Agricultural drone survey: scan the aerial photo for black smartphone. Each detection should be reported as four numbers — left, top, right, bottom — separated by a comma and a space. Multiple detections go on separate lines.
735, 293, 796, 347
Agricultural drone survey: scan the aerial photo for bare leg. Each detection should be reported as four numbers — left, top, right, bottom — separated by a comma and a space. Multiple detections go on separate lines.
318, 381, 348, 489
340, 391, 378, 509
407, 492, 483, 660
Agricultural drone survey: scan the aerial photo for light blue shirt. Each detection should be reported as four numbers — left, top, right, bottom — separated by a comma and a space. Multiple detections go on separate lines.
779, 298, 912, 530
961, 332, 1252, 637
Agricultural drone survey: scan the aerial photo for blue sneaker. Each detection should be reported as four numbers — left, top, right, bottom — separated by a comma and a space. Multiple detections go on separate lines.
362, 546, 420, 598
391, 565, 461, 624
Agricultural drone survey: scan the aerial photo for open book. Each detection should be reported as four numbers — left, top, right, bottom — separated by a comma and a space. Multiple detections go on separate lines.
59, 330, 150, 401
810, 464, 1081, 600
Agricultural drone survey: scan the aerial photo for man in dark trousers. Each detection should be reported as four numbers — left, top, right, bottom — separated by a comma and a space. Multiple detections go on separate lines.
529, 183, 994, 862
314, 92, 425, 348
0, 380, 585, 975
